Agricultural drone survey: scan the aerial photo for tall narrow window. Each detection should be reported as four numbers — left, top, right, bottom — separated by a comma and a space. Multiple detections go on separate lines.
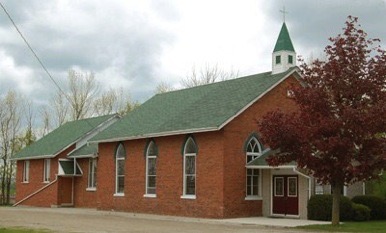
115, 143, 126, 195
246, 137, 262, 197
23, 160, 30, 183
145, 141, 157, 196
43, 159, 50, 182
88, 158, 97, 190
182, 137, 197, 198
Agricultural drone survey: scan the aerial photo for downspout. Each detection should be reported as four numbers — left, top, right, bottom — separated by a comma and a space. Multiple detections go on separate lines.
13, 175, 58, 207
292, 167, 312, 200
71, 176, 75, 206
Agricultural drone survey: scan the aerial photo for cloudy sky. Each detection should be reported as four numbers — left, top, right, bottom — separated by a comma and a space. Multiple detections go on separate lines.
1, 0, 386, 107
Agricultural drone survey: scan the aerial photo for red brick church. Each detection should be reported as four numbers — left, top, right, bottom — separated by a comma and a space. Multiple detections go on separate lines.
12, 22, 365, 219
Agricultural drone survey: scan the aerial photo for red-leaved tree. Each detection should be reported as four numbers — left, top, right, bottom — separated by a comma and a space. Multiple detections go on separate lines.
259, 16, 386, 225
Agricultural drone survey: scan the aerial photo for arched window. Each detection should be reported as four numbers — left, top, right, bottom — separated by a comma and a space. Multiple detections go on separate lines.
115, 143, 126, 195
145, 141, 157, 196
182, 137, 197, 197
246, 137, 262, 198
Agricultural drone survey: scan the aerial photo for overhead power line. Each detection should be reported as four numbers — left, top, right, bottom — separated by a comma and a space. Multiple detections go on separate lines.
0, 2, 96, 128
0, 2, 69, 100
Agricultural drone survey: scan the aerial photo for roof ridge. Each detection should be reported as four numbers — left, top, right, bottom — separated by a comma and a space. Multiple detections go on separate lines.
156, 70, 273, 97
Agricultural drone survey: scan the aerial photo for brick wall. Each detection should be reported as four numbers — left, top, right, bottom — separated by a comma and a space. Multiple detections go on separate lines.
222, 75, 299, 217
96, 131, 225, 218
15, 145, 75, 207
72, 158, 98, 207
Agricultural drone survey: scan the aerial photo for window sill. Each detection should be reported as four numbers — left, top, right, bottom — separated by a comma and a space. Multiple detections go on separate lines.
143, 194, 156, 198
21, 181, 29, 184
113, 193, 125, 197
86, 187, 97, 192
180, 195, 196, 200
245, 196, 262, 201
42, 181, 50, 184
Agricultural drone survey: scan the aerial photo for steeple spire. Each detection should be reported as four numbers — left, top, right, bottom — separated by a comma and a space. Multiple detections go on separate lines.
273, 23, 295, 53
272, 20, 296, 74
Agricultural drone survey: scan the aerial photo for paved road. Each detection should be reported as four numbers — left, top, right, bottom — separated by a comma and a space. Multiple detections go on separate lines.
0, 207, 319, 233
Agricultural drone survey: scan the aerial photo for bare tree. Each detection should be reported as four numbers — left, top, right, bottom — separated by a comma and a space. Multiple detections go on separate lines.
181, 64, 239, 88
93, 88, 118, 116
67, 69, 99, 120
0, 91, 21, 205
39, 107, 51, 137
93, 87, 139, 116
154, 81, 175, 94
51, 91, 69, 127
21, 99, 36, 146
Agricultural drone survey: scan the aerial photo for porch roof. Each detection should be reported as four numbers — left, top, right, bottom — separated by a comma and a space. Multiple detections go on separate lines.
246, 151, 296, 168
68, 144, 98, 158
58, 160, 82, 177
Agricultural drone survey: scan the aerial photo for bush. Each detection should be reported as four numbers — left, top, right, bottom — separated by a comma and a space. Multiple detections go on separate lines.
308, 195, 353, 221
351, 203, 371, 221
351, 195, 386, 220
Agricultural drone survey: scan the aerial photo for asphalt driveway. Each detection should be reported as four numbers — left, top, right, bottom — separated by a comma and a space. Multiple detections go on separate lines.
0, 207, 322, 233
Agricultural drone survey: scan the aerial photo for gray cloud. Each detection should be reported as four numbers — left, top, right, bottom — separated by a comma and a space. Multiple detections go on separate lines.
0, 0, 177, 103
1, 0, 386, 113
263, 1, 386, 60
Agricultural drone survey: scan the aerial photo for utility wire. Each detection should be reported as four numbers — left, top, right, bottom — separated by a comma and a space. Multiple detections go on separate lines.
0, 2, 69, 101
0, 2, 96, 128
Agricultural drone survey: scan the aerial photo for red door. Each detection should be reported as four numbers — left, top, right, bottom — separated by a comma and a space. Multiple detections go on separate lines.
272, 175, 298, 216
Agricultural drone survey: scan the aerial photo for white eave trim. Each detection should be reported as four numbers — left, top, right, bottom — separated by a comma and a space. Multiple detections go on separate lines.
246, 165, 297, 169
11, 154, 55, 161
89, 126, 219, 144
68, 153, 97, 159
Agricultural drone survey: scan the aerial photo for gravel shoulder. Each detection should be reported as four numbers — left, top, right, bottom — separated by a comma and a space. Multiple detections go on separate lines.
0, 207, 316, 233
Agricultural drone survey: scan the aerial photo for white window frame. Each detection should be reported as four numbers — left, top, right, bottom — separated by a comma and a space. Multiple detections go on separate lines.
181, 137, 197, 199
87, 158, 97, 191
245, 137, 262, 199
43, 159, 50, 183
22, 160, 30, 183
144, 141, 157, 197
274, 177, 285, 197
287, 177, 298, 197
114, 144, 125, 196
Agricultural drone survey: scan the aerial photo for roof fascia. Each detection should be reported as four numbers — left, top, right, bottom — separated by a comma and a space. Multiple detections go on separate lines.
10, 154, 55, 161
246, 165, 296, 169
218, 68, 301, 130
90, 126, 219, 144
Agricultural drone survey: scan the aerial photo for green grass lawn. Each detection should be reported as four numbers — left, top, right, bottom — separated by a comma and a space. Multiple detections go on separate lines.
298, 221, 386, 232
0, 227, 50, 233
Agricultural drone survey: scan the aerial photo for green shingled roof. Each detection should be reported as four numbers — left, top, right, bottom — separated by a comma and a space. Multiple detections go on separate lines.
92, 68, 299, 143
273, 23, 295, 52
246, 151, 296, 167
68, 144, 98, 158
12, 115, 115, 160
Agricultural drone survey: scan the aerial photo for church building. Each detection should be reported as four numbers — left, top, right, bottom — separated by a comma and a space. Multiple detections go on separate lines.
12, 22, 365, 219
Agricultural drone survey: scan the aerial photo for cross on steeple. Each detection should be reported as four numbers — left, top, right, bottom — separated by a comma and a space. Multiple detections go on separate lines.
280, 6, 288, 23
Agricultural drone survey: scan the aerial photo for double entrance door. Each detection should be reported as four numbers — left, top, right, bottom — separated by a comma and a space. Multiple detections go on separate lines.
272, 175, 298, 216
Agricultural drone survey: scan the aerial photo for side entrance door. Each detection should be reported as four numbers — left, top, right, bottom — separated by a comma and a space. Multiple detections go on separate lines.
272, 175, 298, 216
